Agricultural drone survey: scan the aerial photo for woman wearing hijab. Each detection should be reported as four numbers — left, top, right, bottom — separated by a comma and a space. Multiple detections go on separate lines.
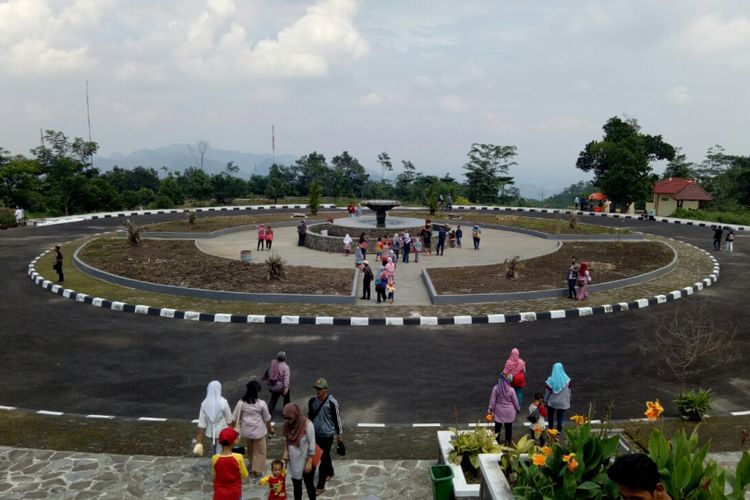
195, 380, 233, 457
576, 262, 591, 300
282, 403, 317, 500
544, 362, 572, 432
232, 380, 273, 478
502, 348, 526, 406
487, 374, 520, 446
385, 257, 396, 284
343, 234, 353, 255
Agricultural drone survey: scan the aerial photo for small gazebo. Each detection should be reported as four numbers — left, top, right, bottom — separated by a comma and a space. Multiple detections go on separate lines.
652, 178, 712, 216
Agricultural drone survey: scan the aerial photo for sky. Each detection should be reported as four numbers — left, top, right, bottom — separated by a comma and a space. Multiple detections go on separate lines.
1, 0, 749, 197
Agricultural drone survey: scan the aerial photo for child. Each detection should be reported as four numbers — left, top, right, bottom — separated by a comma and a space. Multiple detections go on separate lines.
386, 280, 396, 304
455, 225, 463, 248
528, 392, 548, 445
265, 225, 274, 250
413, 237, 422, 263
259, 459, 287, 499
257, 224, 266, 251
375, 237, 383, 259
212, 427, 249, 500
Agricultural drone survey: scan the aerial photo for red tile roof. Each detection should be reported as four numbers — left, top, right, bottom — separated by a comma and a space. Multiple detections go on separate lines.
653, 178, 712, 200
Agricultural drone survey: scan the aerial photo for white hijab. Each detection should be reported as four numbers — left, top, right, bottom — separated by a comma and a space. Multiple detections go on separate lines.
343, 234, 353, 245
200, 380, 226, 424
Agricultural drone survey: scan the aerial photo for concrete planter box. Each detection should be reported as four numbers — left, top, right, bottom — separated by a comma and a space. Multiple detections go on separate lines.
437, 430, 480, 498
478, 454, 514, 500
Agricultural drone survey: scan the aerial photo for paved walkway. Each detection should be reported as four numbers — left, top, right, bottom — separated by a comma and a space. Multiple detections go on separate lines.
197, 226, 559, 306
0, 447, 432, 499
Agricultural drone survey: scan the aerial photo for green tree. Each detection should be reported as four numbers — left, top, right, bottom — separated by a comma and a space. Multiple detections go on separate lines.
0, 150, 41, 209
377, 151, 392, 182
211, 161, 245, 204
103, 166, 160, 193
331, 151, 368, 198
158, 175, 184, 206
177, 167, 213, 201
293, 152, 329, 196
463, 143, 517, 203
308, 182, 322, 214
576, 116, 675, 209
394, 160, 418, 200
30, 130, 99, 215
662, 147, 695, 179
542, 180, 595, 208
265, 164, 290, 203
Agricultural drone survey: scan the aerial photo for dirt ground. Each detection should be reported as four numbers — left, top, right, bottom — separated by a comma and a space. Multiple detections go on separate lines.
79, 239, 355, 295
428, 241, 674, 294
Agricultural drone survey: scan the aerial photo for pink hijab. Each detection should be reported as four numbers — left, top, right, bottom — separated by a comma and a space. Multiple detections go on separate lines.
503, 348, 526, 377
385, 257, 395, 277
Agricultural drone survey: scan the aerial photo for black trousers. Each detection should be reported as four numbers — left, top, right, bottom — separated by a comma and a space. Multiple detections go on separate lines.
268, 390, 290, 415
494, 421, 513, 445
54, 264, 64, 282
257, 239, 264, 250
568, 278, 577, 298
292, 469, 316, 499
315, 435, 334, 489
362, 280, 371, 299
376, 285, 386, 303
436, 240, 445, 255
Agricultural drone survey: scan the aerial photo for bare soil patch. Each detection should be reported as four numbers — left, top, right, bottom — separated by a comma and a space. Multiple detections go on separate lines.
428, 241, 674, 294
79, 239, 354, 295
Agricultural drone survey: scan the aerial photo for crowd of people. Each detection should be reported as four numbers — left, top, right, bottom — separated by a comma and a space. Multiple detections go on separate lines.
195, 352, 344, 500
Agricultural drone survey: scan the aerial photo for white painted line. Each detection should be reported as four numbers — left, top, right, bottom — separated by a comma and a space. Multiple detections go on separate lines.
184, 311, 201, 321
519, 312, 537, 322
577, 307, 593, 316
192, 419, 200, 424
636, 299, 649, 308
281, 315, 300, 325
357, 423, 386, 428
420, 316, 438, 326
134, 305, 149, 315
468, 423, 492, 428
550, 310, 566, 319
731, 410, 750, 416
385, 317, 404, 326
160, 308, 176, 318
350, 317, 369, 326
138, 417, 167, 422
110, 301, 125, 311
453, 315, 472, 325
412, 423, 441, 428
315, 317, 334, 325
92, 297, 104, 307
213, 313, 232, 323
0, 406, 17, 410
247, 315, 266, 323
86, 414, 115, 419
37, 410, 64, 416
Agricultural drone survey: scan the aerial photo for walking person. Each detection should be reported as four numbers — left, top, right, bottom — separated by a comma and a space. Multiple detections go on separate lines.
374, 269, 386, 303
53, 245, 64, 283
308, 378, 343, 496
726, 229, 735, 252
402, 233, 411, 263
420, 224, 432, 256
297, 220, 307, 246
455, 225, 463, 248
413, 236, 422, 263
487, 374, 520, 446
472, 224, 482, 250
343, 234, 352, 256
262, 351, 291, 416
195, 380, 233, 458
265, 225, 274, 250
576, 262, 591, 300
358, 233, 368, 260
282, 403, 317, 500
544, 362, 571, 432
713, 226, 723, 251
436, 226, 447, 255
257, 224, 266, 251
392, 233, 401, 262
212, 428, 249, 500
567, 256, 579, 299
361, 260, 374, 300
14, 206, 25, 226
232, 380, 273, 478
502, 347, 526, 406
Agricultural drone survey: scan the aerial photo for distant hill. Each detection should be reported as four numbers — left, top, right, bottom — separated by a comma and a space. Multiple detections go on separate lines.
94, 144, 297, 178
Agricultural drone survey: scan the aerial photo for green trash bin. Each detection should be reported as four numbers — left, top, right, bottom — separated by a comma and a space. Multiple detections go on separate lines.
430, 464, 454, 500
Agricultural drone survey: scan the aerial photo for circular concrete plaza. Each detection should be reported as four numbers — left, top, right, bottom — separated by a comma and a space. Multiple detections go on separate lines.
1, 208, 748, 426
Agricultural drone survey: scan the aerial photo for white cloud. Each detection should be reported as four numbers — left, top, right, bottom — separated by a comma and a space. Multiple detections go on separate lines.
207, 0, 235, 18
680, 14, 750, 52
666, 85, 691, 105
528, 115, 597, 133
437, 96, 465, 112
357, 92, 386, 107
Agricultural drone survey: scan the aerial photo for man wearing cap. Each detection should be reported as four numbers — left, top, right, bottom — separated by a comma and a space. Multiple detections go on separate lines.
308, 377, 343, 495
264, 351, 291, 416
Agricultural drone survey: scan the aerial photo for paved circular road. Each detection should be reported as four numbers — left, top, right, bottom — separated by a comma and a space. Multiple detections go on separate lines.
1, 211, 747, 424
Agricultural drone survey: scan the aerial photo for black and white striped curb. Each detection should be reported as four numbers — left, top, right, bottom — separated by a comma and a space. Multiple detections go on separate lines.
31, 204, 337, 227
2, 405, 748, 427
27, 240, 719, 327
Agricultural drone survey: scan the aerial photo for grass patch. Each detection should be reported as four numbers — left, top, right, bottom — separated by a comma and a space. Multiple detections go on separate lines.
143, 210, 341, 233
623, 416, 750, 454
672, 207, 750, 226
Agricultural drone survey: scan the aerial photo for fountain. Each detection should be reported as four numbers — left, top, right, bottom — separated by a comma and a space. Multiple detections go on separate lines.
364, 199, 400, 227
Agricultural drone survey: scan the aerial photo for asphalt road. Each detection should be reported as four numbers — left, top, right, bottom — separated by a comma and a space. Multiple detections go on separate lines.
0, 211, 747, 424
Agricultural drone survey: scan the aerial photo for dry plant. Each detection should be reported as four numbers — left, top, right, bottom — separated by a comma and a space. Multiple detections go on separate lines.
123, 218, 143, 247
504, 256, 520, 280
265, 253, 287, 281
188, 211, 197, 225
637, 301, 738, 385
569, 212, 578, 230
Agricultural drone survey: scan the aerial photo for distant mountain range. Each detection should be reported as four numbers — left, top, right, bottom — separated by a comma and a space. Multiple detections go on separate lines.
94, 144, 297, 178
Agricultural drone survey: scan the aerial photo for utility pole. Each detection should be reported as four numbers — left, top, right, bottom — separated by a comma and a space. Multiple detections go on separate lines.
271, 125, 276, 164
85, 80, 93, 167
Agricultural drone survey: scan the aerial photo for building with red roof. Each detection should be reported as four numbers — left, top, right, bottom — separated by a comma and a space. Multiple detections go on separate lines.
652, 178, 712, 216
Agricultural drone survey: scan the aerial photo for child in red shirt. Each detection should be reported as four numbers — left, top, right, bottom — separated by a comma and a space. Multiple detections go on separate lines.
259, 459, 287, 499
212, 428, 248, 500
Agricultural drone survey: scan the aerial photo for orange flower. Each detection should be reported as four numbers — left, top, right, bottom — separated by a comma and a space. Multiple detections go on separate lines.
644, 400, 664, 421
485, 413, 493, 423
570, 415, 586, 425
567, 458, 579, 472
541, 446, 552, 456
562, 453, 575, 463
546, 429, 559, 440
532, 453, 546, 466
533, 424, 543, 438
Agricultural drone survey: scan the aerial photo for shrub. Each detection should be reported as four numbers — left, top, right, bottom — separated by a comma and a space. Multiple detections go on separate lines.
265, 253, 287, 281
672, 207, 750, 226
448, 425, 503, 482
674, 388, 713, 421
454, 196, 471, 205
151, 194, 174, 209
309, 183, 322, 215
0, 208, 16, 229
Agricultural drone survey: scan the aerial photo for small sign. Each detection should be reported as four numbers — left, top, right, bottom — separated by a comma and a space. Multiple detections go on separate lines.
240, 250, 252, 262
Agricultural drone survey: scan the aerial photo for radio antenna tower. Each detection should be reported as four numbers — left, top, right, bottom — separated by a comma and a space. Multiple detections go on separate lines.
85, 80, 94, 167
272, 125, 276, 164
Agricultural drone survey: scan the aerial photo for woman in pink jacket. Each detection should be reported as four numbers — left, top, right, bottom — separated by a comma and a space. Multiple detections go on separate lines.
487, 374, 520, 446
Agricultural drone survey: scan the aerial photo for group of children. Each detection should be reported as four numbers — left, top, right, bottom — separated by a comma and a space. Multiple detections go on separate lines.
211, 427, 287, 499
256, 224, 275, 251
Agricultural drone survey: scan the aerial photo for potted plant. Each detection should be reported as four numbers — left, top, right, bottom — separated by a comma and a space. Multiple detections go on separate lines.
674, 388, 712, 421
447, 425, 503, 483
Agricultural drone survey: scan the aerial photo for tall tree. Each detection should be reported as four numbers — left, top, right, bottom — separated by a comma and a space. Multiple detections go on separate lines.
331, 151, 368, 198
293, 152, 329, 196
576, 117, 675, 209
463, 143, 517, 204
30, 130, 99, 215
265, 164, 290, 203
0, 149, 40, 209
662, 147, 695, 179
377, 152, 392, 182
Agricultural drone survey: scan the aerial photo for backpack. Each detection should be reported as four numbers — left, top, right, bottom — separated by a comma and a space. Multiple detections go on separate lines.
510, 370, 525, 388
